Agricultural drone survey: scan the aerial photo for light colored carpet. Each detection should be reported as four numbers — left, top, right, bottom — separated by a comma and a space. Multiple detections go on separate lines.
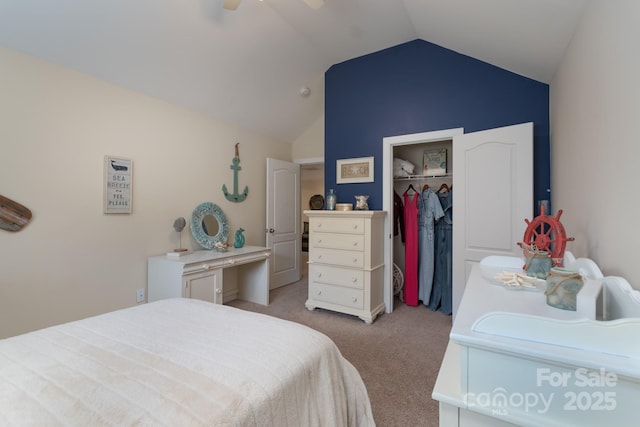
228, 262, 452, 426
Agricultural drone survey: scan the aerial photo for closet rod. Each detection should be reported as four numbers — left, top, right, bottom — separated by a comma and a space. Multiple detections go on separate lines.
394, 174, 452, 181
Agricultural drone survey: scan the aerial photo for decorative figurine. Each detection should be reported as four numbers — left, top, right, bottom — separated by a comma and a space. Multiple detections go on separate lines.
234, 227, 246, 248
222, 143, 249, 203
354, 195, 369, 210
518, 204, 574, 267
167, 217, 190, 257
172, 217, 188, 252
214, 241, 228, 252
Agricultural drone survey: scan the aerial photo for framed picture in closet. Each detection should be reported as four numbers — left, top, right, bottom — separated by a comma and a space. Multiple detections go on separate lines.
423, 148, 447, 176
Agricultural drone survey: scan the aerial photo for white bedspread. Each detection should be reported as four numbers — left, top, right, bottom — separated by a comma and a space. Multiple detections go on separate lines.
0, 299, 375, 426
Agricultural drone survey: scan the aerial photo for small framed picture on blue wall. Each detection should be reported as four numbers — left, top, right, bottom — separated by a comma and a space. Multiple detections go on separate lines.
336, 156, 374, 184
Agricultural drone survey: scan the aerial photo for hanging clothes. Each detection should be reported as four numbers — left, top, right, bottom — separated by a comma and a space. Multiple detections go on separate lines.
429, 189, 453, 314
403, 189, 420, 306
418, 187, 445, 306
393, 191, 405, 243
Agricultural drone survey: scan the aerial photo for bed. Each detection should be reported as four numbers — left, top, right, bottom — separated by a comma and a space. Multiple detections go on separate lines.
0, 298, 375, 426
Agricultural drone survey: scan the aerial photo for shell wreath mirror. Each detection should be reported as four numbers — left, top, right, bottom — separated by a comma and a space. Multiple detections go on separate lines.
222, 143, 248, 202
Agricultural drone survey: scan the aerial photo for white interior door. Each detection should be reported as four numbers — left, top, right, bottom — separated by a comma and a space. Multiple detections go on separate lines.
266, 158, 301, 289
452, 122, 533, 318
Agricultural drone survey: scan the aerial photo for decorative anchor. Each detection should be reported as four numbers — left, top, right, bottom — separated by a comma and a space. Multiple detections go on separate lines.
222, 143, 249, 202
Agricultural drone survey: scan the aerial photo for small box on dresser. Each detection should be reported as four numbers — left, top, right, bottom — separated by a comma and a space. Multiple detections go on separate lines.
303, 210, 386, 323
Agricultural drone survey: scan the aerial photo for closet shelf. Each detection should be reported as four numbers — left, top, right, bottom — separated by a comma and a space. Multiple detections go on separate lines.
394, 173, 452, 181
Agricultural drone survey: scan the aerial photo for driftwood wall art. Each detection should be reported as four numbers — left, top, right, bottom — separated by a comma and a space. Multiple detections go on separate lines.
0, 195, 32, 232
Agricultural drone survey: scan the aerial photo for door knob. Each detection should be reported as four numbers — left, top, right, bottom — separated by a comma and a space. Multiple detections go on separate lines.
267, 228, 275, 233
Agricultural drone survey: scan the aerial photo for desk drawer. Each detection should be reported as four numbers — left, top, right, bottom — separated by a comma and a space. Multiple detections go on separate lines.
309, 283, 364, 310
310, 248, 364, 268
312, 233, 364, 251
310, 217, 364, 234
309, 264, 364, 289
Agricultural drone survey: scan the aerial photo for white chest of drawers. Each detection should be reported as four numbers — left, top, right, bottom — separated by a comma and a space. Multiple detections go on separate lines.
303, 210, 386, 323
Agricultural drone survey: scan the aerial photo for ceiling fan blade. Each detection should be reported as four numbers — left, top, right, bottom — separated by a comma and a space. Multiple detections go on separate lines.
303, 0, 324, 10
223, 0, 322, 12
223, 0, 241, 10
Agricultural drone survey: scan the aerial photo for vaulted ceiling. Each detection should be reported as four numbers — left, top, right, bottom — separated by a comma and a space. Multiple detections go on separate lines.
0, 0, 589, 143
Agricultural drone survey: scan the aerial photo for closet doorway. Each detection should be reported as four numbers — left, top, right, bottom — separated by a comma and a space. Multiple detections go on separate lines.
383, 128, 463, 316
382, 124, 533, 319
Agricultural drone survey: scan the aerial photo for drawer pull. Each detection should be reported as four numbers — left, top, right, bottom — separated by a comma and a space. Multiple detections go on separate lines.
316, 290, 322, 296
353, 258, 358, 263
353, 224, 358, 230
228, 259, 235, 265
215, 288, 222, 294
203, 264, 211, 270
317, 273, 322, 278
317, 255, 322, 260
352, 277, 358, 283
353, 241, 358, 247
352, 297, 358, 303
317, 239, 322, 244
317, 223, 322, 228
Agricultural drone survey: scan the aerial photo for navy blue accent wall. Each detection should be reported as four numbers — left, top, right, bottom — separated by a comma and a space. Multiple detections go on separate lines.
325, 39, 550, 211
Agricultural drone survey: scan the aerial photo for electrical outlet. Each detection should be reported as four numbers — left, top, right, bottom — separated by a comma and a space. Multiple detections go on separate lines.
136, 288, 145, 303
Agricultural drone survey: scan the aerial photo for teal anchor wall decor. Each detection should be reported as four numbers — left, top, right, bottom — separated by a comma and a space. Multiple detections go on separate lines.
222, 143, 248, 202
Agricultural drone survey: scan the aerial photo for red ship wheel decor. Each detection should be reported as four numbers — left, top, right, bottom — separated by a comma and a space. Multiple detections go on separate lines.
519, 205, 574, 267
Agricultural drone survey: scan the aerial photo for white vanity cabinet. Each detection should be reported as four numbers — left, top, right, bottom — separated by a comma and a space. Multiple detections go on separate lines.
432, 254, 640, 427
148, 246, 271, 305
304, 210, 386, 323
181, 268, 223, 304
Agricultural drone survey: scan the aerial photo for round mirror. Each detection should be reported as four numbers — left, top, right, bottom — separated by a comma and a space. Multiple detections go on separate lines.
202, 215, 219, 236
190, 202, 229, 249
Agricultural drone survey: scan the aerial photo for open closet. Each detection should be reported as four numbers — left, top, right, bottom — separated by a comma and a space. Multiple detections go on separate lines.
382, 123, 534, 320
392, 139, 453, 314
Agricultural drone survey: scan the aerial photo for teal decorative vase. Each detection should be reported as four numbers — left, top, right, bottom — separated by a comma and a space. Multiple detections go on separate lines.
326, 189, 336, 210
234, 228, 245, 248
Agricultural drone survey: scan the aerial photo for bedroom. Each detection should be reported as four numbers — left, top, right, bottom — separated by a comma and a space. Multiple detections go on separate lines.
1, 0, 639, 425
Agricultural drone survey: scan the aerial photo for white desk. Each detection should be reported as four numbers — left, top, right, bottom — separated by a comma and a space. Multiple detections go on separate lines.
147, 246, 271, 305
432, 255, 640, 427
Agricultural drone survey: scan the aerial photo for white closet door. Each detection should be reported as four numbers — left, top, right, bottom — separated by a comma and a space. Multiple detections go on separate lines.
452, 122, 533, 318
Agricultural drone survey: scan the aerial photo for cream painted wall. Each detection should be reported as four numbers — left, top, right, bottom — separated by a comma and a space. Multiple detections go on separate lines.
0, 47, 291, 338
550, 0, 640, 287
292, 114, 324, 161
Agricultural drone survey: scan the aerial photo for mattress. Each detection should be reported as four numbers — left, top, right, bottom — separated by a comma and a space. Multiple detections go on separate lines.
0, 298, 375, 426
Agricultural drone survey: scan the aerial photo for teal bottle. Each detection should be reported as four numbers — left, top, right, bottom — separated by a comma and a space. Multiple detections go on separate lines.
326, 189, 336, 210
